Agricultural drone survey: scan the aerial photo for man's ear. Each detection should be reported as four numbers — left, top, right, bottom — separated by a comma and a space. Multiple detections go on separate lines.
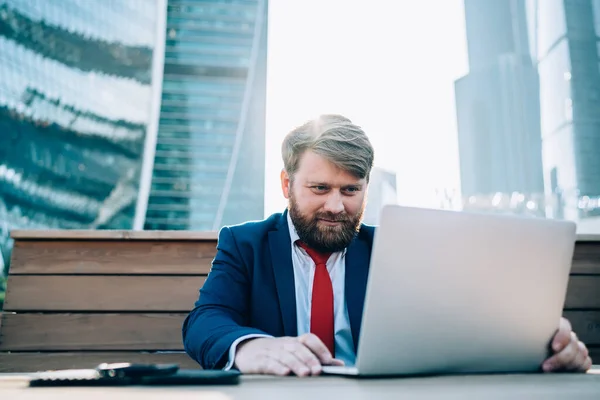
280, 169, 291, 199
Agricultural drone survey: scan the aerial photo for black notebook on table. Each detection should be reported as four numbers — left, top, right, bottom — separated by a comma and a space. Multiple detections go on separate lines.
28, 363, 240, 387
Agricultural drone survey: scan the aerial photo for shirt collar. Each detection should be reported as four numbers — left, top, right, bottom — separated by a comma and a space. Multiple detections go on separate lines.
287, 210, 301, 244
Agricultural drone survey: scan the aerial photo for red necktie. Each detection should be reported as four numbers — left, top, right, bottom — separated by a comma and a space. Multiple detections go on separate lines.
296, 241, 335, 356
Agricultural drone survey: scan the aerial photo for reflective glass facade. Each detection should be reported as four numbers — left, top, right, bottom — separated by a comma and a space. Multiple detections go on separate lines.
0, 0, 160, 265
456, 0, 545, 216
455, 55, 544, 200
527, 0, 600, 220
464, 0, 530, 70
144, 0, 267, 231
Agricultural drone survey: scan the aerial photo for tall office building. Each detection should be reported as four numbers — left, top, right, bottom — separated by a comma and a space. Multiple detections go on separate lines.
143, 0, 268, 231
363, 167, 397, 225
455, 0, 545, 215
0, 0, 162, 267
526, 0, 600, 221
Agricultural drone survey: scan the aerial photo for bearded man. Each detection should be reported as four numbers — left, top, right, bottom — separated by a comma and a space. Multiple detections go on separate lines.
182, 115, 592, 376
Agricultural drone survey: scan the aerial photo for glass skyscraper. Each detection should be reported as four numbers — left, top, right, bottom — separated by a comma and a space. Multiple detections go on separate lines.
0, 0, 270, 268
455, 0, 545, 217
363, 167, 397, 226
143, 0, 268, 231
0, 0, 162, 266
526, 0, 600, 221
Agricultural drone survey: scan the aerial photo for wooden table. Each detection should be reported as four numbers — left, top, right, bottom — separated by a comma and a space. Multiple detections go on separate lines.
1, 371, 600, 399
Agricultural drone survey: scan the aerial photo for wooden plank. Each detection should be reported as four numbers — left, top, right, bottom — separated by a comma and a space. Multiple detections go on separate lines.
11, 230, 218, 240
563, 311, 600, 345
571, 260, 600, 275
564, 276, 600, 309
0, 313, 187, 351
3, 276, 205, 312
3, 352, 597, 376
9, 230, 595, 242
571, 242, 600, 274
0, 352, 199, 373
0, 311, 595, 355
10, 240, 216, 275
576, 235, 600, 242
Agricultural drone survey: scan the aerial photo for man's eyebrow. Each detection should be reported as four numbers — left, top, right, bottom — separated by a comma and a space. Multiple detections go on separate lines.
342, 184, 363, 189
305, 182, 363, 188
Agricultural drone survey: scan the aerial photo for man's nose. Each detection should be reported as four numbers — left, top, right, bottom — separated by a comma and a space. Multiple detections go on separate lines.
323, 191, 344, 214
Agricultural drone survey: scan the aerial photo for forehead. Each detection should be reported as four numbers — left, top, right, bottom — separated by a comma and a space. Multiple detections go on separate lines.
295, 151, 364, 184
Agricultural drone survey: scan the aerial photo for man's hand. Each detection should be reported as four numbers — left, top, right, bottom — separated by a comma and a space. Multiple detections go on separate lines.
233, 333, 345, 376
543, 317, 592, 372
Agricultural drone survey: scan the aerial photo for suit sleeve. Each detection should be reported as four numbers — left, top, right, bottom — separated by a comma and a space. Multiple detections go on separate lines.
182, 226, 268, 369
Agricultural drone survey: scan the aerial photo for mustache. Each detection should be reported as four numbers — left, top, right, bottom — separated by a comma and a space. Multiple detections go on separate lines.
315, 212, 349, 222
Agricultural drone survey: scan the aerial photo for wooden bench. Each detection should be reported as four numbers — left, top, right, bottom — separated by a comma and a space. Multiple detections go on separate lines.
0, 230, 218, 372
0, 231, 599, 373
565, 235, 600, 363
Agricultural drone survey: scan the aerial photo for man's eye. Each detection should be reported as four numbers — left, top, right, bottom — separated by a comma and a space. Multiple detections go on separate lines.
345, 187, 358, 193
313, 186, 327, 191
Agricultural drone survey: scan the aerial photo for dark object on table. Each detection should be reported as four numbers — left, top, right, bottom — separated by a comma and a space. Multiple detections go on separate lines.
28, 363, 240, 387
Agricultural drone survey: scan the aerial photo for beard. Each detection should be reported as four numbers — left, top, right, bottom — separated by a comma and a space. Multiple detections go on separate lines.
288, 193, 364, 253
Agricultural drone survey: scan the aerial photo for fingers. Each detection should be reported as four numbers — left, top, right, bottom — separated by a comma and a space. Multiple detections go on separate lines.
235, 335, 342, 376
284, 341, 323, 375
269, 334, 339, 376
571, 341, 591, 372
544, 331, 591, 372
544, 332, 578, 372
551, 317, 572, 353
297, 333, 334, 365
257, 355, 291, 376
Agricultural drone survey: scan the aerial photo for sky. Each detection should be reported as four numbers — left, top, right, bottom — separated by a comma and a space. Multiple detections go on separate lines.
263, 0, 469, 216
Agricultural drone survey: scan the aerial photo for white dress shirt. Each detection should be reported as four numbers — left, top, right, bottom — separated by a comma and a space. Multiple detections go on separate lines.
224, 213, 356, 369
286, 212, 356, 366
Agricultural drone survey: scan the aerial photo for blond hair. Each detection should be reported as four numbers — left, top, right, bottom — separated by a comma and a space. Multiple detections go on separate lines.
282, 114, 374, 181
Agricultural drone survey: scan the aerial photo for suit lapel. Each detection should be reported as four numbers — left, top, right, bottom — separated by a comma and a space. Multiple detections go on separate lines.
268, 211, 297, 336
345, 234, 371, 351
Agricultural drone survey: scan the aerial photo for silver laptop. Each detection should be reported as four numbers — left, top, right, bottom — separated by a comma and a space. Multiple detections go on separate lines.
323, 204, 576, 376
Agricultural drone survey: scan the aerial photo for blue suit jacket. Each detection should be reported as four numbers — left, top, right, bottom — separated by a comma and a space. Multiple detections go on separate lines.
182, 210, 376, 369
